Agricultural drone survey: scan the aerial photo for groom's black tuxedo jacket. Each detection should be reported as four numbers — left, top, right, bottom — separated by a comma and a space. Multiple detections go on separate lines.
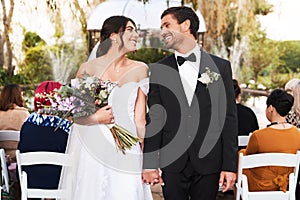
144, 50, 238, 174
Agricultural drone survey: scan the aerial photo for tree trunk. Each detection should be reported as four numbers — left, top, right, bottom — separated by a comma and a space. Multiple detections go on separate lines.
0, 34, 4, 68
1, 0, 15, 77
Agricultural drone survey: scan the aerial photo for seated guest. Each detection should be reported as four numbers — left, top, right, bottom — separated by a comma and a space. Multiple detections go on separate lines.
233, 79, 259, 136
0, 84, 30, 160
285, 78, 300, 128
18, 81, 71, 190
240, 89, 300, 192
0, 84, 30, 130
285, 78, 300, 199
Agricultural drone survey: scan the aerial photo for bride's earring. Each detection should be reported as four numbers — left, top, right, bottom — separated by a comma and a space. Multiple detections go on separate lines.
111, 38, 117, 44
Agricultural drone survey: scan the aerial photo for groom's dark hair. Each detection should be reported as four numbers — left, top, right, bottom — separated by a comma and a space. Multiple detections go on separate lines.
161, 6, 199, 39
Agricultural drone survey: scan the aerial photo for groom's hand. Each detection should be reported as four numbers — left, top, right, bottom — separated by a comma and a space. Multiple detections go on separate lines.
219, 171, 236, 192
142, 169, 164, 186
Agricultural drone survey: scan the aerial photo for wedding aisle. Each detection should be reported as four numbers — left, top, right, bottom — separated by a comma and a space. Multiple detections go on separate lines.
151, 185, 234, 200
151, 185, 164, 200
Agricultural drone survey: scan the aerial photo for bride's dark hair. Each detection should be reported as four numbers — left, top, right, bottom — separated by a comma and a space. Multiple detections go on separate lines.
96, 16, 136, 57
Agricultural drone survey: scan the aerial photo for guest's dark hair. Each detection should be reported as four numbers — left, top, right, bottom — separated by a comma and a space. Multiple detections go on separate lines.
161, 6, 199, 39
266, 89, 294, 117
233, 79, 241, 99
96, 16, 136, 57
0, 84, 25, 111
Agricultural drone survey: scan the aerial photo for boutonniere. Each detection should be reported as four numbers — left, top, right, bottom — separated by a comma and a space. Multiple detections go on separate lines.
198, 67, 220, 87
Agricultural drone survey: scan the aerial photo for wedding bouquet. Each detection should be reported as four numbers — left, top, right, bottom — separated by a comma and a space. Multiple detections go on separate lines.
37, 74, 141, 154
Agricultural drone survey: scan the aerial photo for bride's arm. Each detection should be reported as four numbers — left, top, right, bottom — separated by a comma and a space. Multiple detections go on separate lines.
74, 105, 114, 125
134, 88, 147, 148
133, 65, 149, 149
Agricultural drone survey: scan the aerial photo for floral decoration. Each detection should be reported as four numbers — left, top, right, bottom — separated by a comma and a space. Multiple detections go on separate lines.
36, 73, 141, 154
198, 67, 220, 87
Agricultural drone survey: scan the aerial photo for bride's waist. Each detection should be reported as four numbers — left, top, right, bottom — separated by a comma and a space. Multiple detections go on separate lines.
113, 112, 134, 118
73, 121, 137, 135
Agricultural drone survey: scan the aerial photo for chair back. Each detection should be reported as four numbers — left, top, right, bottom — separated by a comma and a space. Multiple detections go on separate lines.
236, 151, 300, 200
0, 130, 20, 162
16, 150, 73, 200
0, 148, 10, 195
0, 130, 20, 142
238, 135, 250, 147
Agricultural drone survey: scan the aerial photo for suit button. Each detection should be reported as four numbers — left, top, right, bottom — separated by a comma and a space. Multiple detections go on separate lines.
188, 115, 192, 118
188, 136, 192, 139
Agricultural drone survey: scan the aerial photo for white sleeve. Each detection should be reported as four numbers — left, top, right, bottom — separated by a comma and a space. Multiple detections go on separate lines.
138, 78, 149, 95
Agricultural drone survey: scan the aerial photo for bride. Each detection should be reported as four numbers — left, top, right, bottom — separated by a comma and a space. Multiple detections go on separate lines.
59, 16, 153, 200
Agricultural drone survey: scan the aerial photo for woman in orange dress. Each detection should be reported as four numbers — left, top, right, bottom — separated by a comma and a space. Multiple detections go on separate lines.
240, 89, 300, 192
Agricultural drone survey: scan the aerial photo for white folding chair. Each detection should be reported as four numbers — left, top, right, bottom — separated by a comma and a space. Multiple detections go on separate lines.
0, 148, 10, 198
16, 150, 73, 200
0, 130, 20, 142
0, 130, 20, 160
218, 134, 252, 192
236, 151, 300, 200
238, 135, 250, 147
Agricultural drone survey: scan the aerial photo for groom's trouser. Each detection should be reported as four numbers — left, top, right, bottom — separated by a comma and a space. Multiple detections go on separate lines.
162, 160, 220, 200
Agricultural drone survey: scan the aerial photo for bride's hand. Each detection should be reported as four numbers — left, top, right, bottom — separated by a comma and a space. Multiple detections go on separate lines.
93, 105, 114, 124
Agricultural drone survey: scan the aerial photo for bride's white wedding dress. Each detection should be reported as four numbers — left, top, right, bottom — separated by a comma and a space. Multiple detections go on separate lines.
59, 78, 153, 200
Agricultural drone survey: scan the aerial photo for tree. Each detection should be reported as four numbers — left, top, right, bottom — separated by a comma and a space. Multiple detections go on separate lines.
244, 30, 278, 85
22, 31, 46, 52
0, 34, 3, 68
198, 0, 272, 78
0, 0, 15, 77
278, 41, 300, 73
19, 45, 53, 84
42, 0, 105, 56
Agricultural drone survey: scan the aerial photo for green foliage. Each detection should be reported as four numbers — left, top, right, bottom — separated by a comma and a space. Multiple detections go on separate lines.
0, 68, 8, 85
0, 67, 29, 86
277, 41, 300, 73
127, 48, 172, 64
253, 0, 273, 15
243, 30, 278, 83
19, 45, 53, 84
22, 32, 46, 53
241, 39, 300, 89
238, 65, 254, 86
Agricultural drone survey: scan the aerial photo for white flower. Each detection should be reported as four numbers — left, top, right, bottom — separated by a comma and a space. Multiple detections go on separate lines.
71, 78, 80, 88
198, 67, 220, 86
83, 76, 95, 90
198, 73, 211, 85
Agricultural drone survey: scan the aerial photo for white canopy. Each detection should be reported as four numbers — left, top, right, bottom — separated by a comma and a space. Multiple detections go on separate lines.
87, 0, 206, 32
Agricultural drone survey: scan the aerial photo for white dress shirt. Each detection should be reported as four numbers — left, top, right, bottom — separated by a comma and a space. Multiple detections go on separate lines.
175, 45, 201, 105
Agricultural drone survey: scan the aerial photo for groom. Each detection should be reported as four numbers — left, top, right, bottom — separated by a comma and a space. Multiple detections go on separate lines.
143, 6, 238, 200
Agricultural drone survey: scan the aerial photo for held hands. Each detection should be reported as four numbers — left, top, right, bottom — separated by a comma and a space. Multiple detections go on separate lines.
142, 169, 164, 186
219, 171, 236, 192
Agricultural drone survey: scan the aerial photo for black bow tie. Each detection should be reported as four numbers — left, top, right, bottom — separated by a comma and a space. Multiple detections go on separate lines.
177, 53, 196, 66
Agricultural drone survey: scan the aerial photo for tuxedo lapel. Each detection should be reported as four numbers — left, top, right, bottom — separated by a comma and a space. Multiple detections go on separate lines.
194, 50, 220, 94
164, 55, 190, 107
194, 51, 227, 159
192, 50, 208, 104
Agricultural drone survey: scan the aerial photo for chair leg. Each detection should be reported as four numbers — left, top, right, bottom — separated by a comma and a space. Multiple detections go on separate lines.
235, 188, 240, 200
234, 185, 240, 200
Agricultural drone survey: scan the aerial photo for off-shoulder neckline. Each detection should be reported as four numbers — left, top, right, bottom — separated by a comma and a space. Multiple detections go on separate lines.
114, 77, 149, 88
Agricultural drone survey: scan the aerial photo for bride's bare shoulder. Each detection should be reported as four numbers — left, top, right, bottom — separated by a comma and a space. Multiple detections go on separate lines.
129, 60, 149, 79
76, 58, 105, 78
